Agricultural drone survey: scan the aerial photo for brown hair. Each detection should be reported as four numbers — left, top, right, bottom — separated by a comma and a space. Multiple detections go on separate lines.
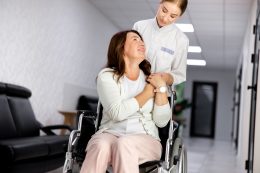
161, 0, 188, 15
106, 30, 151, 81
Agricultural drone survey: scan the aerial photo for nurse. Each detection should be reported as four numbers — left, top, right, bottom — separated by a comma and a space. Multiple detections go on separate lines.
133, 0, 189, 86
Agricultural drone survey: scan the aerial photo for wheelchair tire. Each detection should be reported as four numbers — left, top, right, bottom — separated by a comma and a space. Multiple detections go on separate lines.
169, 137, 181, 173
176, 143, 187, 173
169, 137, 187, 173
179, 145, 187, 173
69, 159, 81, 173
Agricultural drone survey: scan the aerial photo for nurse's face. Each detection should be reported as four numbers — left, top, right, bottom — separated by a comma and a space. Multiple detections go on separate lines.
156, 1, 182, 27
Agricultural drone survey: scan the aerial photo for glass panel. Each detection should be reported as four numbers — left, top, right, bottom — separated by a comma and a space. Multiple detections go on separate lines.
194, 85, 214, 136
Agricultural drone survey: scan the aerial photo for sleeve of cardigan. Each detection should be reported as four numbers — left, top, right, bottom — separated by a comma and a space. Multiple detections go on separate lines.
152, 103, 171, 127
97, 71, 139, 121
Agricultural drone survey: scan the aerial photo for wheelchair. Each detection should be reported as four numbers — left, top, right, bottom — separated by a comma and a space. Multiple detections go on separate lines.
63, 88, 187, 173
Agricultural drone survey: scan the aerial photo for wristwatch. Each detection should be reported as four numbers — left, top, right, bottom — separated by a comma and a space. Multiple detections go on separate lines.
156, 86, 167, 93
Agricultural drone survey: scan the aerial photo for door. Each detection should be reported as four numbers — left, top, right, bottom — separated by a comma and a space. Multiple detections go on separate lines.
190, 81, 218, 138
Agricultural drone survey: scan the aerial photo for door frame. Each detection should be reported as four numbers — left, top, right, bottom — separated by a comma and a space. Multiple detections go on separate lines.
246, 6, 260, 172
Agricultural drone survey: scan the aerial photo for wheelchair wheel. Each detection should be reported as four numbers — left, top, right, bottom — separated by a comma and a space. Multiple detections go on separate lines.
72, 161, 81, 173
169, 137, 181, 173
169, 137, 187, 173
177, 145, 187, 173
63, 158, 81, 173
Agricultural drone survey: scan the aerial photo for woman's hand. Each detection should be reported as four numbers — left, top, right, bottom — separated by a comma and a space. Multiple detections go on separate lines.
135, 83, 155, 108
146, 73, 167, 88
143, 83, 155, 98
147, 73, 169, 107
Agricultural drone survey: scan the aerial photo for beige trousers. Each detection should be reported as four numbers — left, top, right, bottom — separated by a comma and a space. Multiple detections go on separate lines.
80, 133, 162, 173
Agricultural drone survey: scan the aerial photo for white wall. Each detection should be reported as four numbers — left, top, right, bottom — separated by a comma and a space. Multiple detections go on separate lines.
182, 67, 235, 141
0, 0, 118, 125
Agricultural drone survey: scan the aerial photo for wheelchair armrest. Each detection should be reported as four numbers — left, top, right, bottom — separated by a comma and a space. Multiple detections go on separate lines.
40, 125, 73, 135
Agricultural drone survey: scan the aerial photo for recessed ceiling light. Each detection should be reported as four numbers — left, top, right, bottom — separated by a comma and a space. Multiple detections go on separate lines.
187, 59, 206, 66
176, 24, 194, 32
188, 46, 202, 53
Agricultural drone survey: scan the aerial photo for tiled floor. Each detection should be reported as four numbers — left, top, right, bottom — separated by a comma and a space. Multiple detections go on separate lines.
49, 137, 244, 173
184, 137, 245, 173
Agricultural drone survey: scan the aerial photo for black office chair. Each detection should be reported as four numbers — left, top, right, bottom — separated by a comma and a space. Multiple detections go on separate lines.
63, 88, 187, 173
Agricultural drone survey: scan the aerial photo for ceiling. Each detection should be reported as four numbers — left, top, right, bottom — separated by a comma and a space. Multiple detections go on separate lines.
88, 0, 254, 70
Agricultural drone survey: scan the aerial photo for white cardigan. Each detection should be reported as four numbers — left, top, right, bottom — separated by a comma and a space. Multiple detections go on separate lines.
96, 68, 171, 140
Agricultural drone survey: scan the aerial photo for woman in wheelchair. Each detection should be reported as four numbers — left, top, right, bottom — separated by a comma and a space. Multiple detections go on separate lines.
79, 30, 172, 173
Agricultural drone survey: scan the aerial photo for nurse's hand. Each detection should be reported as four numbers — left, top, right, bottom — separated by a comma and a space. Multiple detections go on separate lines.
152, 72, 173, 86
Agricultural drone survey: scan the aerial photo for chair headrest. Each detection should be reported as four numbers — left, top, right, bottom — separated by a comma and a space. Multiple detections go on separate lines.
0, 82, 32, 98
0, 82, 6, 93
78, 95, 98, 103
76, 95, 98, 111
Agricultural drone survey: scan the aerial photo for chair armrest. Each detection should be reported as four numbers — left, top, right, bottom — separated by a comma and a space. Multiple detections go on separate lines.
40, 125, 73, 135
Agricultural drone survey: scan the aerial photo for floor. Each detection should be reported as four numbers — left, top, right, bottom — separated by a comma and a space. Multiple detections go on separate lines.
48, 137, 244, 173
185, 137, 245, 173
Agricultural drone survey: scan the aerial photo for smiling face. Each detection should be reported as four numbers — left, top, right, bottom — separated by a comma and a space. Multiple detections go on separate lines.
156, 1, 182, 27
123, 32, 146, 64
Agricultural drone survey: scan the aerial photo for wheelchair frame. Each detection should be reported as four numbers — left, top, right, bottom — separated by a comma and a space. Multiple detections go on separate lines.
63, 87, 187, 173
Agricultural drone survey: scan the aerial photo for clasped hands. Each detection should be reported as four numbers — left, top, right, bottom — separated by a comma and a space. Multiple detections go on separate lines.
145, 72, 167, 95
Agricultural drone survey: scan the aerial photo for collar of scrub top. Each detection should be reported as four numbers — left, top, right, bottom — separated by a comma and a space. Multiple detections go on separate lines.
152, 17, 176, 32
